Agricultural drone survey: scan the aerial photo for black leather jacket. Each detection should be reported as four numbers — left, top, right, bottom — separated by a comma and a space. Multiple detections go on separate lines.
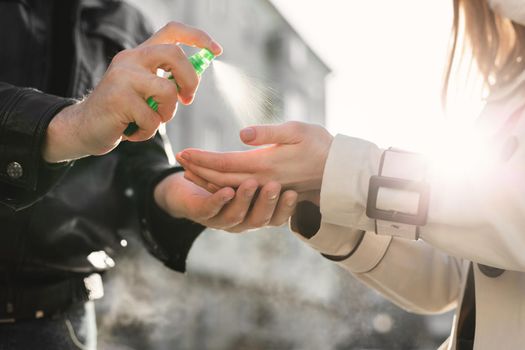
0, 0, 204, 286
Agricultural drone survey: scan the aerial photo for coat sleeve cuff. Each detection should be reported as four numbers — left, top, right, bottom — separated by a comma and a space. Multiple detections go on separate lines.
336, 232, 392, 273
290, 135, 392, 273
0, 87, 76, 190
290, 201, 364, 256
290, 201, 391, 272
139, 166, 205, 272
320, 134, 383, 232
0, 85, 76, 210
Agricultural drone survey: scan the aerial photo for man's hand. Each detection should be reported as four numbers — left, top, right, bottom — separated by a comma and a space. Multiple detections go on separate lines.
154, 172, 298, 233
175, 122, 334, 194
43, 22, 222, 163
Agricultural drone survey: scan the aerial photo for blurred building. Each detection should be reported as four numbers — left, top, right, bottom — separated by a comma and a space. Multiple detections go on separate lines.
156, 0, 330, 153
96, 1, 453, 349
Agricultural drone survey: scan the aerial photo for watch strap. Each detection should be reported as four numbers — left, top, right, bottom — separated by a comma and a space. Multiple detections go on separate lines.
366, 148, 429, 240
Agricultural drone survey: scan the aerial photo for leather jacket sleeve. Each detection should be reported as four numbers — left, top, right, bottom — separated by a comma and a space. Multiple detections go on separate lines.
0, 82, 76, 211
118, 134, 205, 272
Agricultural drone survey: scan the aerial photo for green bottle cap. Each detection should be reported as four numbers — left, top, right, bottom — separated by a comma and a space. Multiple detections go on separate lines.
189, 48, 215, 75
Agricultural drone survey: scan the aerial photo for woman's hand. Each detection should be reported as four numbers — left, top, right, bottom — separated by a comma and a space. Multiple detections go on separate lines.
154, 172, 298, 233
43, 22, 222, 163
176, 121, 334, 194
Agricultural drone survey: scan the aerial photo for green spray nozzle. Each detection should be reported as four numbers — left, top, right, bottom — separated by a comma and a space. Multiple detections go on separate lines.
124, 48, 216, 136
189, 48, 215, 75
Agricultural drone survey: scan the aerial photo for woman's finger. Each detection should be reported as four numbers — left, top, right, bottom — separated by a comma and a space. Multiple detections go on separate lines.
178, 156, 252, 188
184, 170, 211, 190
176, 148, 265, 173
240, 121, 307, 146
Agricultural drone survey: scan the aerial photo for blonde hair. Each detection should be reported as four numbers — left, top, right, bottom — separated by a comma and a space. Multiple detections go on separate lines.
443, 0, 525, 104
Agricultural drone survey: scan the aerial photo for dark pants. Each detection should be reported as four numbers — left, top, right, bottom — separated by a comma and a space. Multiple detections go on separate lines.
0, 301, 97, 350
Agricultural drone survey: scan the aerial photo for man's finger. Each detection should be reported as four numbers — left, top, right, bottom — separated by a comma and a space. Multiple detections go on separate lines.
198, 187, 235, 221
176, 149, 264, 173
233, 181, 281, 231
206, 179, 258, 229
123, 95, 163, 142
141, 44, 199, 98
139, 21, 223, 56
126, 70, 179, 122
132, 45, 199, 105
269, 190, 298, 226
240, 121, 306, 146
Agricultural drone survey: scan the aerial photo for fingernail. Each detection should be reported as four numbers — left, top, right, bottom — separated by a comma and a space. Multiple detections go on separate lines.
245, 187, 256, 198
181, 152, 190, 161
223, 195, 233, 203
286, 198, 296, 207
183, 95, 194, 105
240, 127, 256, 142
268, 193, 278, 201
211, 42, 223, 54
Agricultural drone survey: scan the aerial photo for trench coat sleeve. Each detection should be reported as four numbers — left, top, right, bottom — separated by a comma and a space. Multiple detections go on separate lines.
0, 82, 76, 211
288, 128, 525, 313
291, 204, 462, 314
309, 133, 525, 272
119, 133, 205, 272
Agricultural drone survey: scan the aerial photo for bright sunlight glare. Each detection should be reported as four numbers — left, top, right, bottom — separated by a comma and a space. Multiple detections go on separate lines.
270, 0, 485, 154
270, 0, 499, 186
425, 127, 499, 184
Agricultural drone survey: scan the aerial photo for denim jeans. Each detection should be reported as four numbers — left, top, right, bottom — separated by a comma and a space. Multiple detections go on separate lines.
0, 301, 97, 350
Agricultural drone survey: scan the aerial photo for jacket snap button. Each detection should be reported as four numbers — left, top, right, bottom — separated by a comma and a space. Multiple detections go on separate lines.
6, 162, 23, 179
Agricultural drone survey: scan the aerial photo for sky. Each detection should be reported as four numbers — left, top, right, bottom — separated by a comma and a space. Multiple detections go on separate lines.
270, 0, 458, 151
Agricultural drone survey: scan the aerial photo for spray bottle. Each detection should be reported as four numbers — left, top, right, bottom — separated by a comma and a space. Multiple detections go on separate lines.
123, 48, 216, 136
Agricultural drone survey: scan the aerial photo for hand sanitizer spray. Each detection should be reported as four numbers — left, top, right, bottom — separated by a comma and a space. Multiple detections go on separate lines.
124, 48, 216, 136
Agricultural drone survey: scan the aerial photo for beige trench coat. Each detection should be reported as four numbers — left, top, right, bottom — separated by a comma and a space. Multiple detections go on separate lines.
291, 85, 525, 349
